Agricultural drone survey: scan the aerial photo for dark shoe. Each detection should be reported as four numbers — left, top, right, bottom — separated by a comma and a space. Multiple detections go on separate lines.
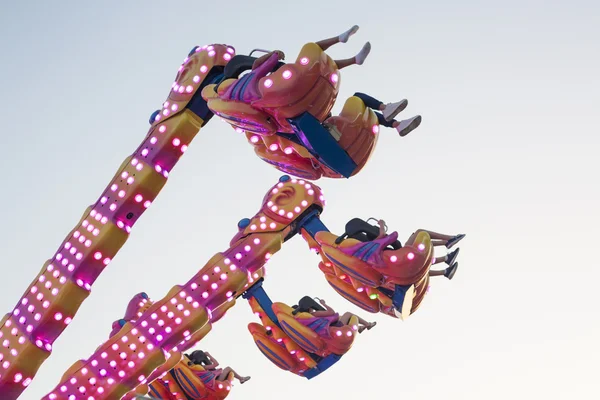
444, 262, 458, 280
445, 234, 466, 249
445, 248, 460, 265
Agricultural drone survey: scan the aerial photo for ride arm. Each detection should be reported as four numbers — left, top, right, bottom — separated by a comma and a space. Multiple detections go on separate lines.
42, 175, 325, 400
0, 43, 236, 399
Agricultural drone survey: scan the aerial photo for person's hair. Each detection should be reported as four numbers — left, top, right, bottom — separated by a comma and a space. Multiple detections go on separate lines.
187, 350, 210, 366
292, 296, 325, 315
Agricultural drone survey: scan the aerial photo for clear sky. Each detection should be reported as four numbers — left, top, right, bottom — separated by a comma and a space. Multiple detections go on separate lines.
0, 0, 598, 399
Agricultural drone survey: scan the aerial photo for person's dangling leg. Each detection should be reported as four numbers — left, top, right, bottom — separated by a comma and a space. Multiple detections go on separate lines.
429, 262, 459, 280
394, 116, 422, 137
407, 230, 464, 246
368, 105, 422, 137
339, 25, 359, 43
334, 42, 371, 69
431, 248, 459, 266
354, 92, 408, 125
218, 367, 251, 384
419, 230, 465, 247
315, 25, 359, 51
353, 92, 384, 110
375, 112, 395, 128
339, 312, 376, 332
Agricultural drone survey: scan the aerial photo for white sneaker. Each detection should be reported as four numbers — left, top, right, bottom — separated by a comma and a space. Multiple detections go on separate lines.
382, 99, 408, 121
396, 115, 422, 137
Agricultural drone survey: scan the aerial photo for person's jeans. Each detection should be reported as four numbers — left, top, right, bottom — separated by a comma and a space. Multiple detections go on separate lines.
353, 92, 394, 128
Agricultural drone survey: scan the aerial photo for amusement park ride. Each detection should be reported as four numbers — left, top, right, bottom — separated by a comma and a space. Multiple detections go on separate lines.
0, 27, 464, 400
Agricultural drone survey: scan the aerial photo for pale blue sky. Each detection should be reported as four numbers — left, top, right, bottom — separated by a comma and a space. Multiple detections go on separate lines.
1, 0, 599, 399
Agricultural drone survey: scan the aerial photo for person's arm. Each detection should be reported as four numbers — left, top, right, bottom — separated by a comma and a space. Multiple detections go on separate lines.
311, 310, 336, 317
312, 299, 336, 316
204, 353, 220, 368
252, 52, 274, 69
252, 50, 284, 79
377, 219, 387, 239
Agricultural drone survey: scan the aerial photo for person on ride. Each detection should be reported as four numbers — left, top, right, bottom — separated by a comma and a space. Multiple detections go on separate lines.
253, 25, 370, 75
291, 296, 376, 333
375, 219, 465, 280
186, 350, 251, 385
353, 93, 422, 137
232, 25, 370, 103
307, 26, 421, 137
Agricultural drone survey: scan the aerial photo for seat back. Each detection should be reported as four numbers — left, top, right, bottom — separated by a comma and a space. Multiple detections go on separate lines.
168, 357, 233, 400
252, 42, 339, 125
274, 303, 356, 357
246, 298, 317, 376
202, 84, 279, 135
168, 360, 209, 400
321, 96, 379, 178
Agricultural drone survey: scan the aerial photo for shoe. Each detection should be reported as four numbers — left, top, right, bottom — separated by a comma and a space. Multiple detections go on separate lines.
445, 234, 466, 249
396, 115, 422, 137
445, 248, 460, 265
382, 99, 408, 121
444, 262, 458, 280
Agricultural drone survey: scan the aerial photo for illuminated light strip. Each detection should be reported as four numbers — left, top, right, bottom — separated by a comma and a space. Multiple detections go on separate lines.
0, 61, 216, 396
45, 176, 324, 399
